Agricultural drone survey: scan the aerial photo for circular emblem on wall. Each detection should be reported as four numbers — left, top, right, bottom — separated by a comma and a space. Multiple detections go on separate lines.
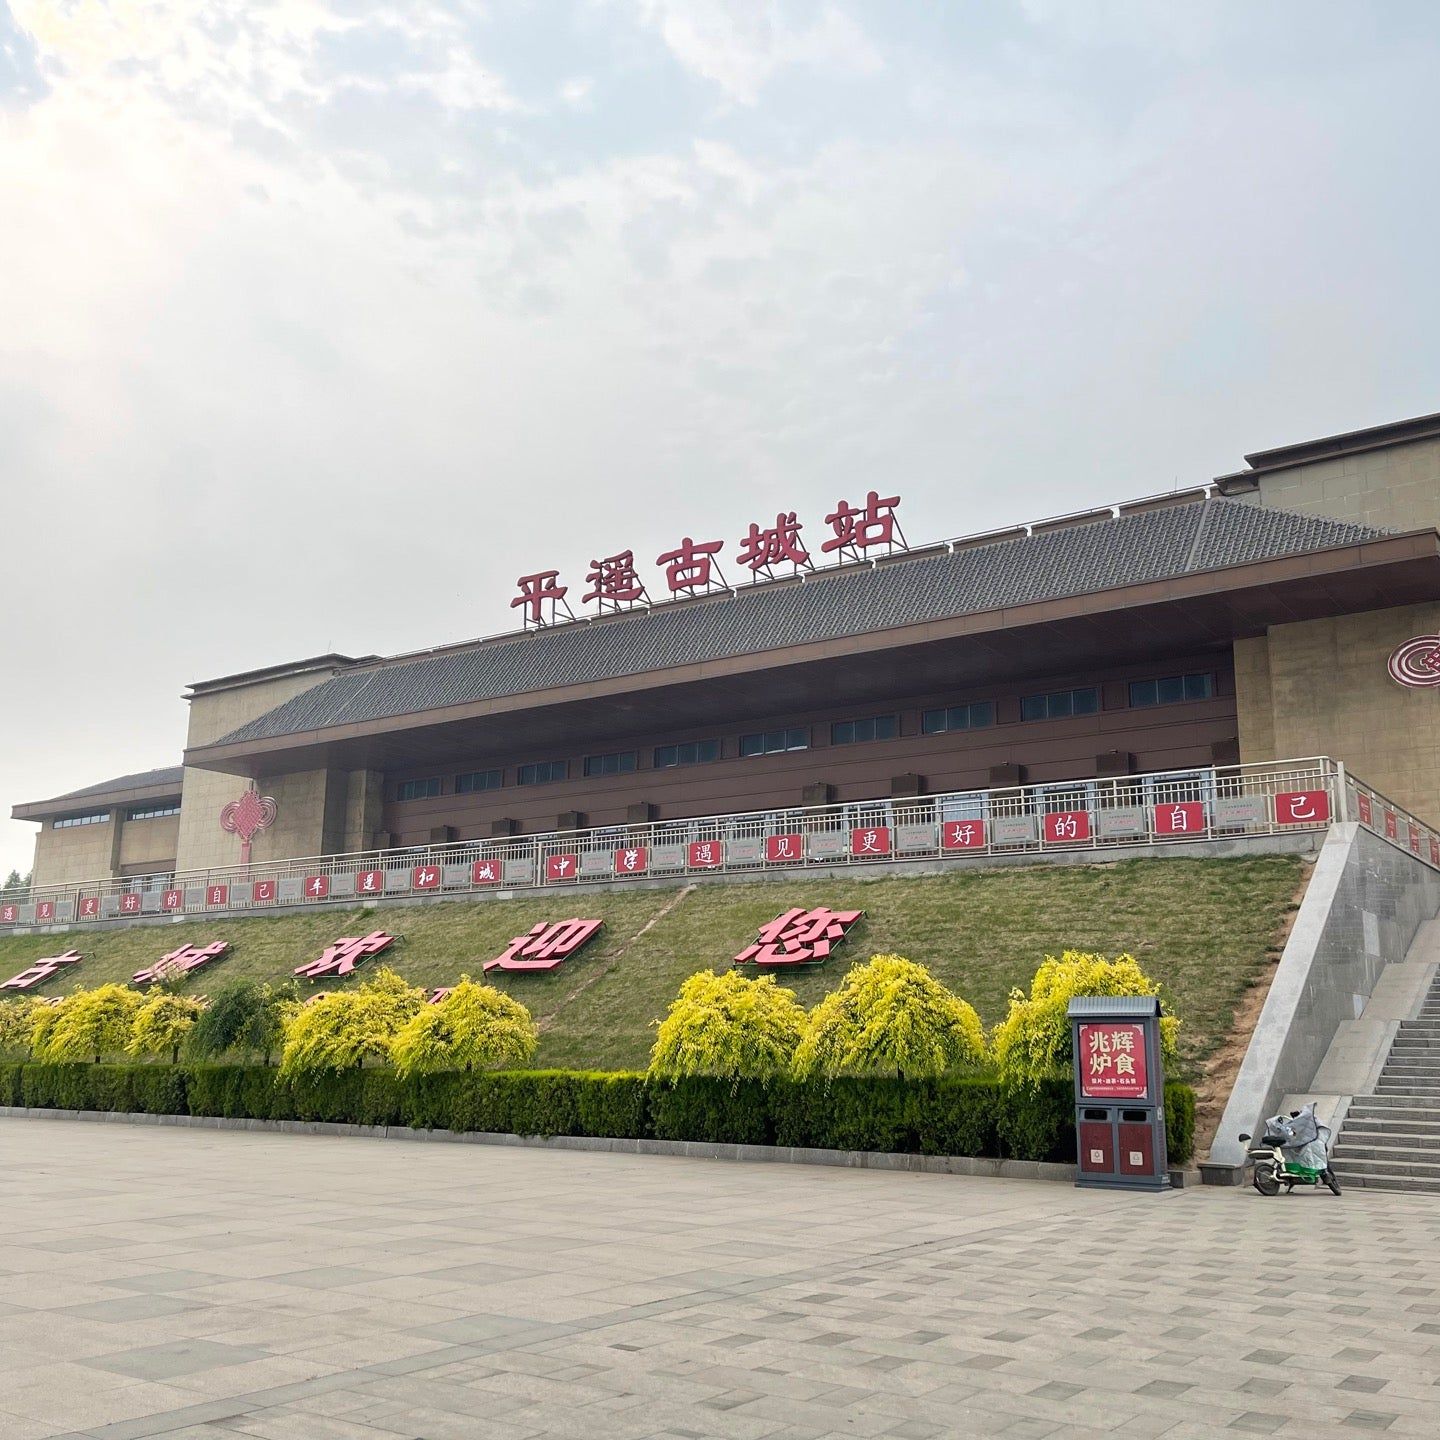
1387, 635, 1440, 688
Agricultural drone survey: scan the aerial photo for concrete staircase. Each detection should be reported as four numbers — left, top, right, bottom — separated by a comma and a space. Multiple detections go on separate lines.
1331, 974, 1440, 1193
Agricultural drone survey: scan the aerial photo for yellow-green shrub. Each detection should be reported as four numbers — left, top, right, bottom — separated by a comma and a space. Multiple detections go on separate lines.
792, 955, 988, 1079
649, 969, 808, 1080
0, 998, 45, 1057
278, 968, 424, 1078
992, 950, 1180, 1089
127, 993, 205, 1063
391, 978, 537, 1078
34, 985, 142, 1064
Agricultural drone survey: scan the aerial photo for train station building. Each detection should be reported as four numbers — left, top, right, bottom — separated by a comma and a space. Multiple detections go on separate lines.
13, 410, 1440, 897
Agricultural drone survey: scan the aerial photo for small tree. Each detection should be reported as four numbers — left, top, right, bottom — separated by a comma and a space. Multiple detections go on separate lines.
187, 979, 296, 1065
34, 984, 142, 1064
792, 955, 988, 1080
991, 950, 1180, 1089
391, 978, 538, 1078
649, 969, 808, 1080
127, 992, 205, 1063
278, 967, 424, 1077
0, 998, 44, 1057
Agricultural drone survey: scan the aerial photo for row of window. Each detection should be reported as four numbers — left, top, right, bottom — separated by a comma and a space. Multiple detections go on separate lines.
127, 803, 181, 821
54, 812, 109, 829
393, 672, 1218, 801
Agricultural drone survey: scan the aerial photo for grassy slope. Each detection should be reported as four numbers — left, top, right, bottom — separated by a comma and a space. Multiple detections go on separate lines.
0, 855, 1302, 1077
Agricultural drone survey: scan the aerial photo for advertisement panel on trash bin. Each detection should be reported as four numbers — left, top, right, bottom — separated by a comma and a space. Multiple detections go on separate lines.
1077, 1022, 1148, 1100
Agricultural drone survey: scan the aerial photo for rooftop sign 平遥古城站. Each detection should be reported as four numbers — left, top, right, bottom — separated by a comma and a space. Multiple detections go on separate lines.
510, 491, 907, 627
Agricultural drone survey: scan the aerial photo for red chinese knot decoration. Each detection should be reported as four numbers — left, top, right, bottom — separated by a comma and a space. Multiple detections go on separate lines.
219, 782, 278, 866
1388, 635, 1440, 688
733, 907, 863, 968
484, 918, 603, 973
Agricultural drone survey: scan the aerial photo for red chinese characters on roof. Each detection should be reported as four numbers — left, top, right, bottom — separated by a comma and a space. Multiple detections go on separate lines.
294, 931, 395, 981
2, 949, 84, 991
511, 570, 573, 628
656, 537, 726, 595
584, 550, 648, 610
737, 512, 810, 578
734, 907, 863, 968
484, 918, 603, 973
822, 490, 904, 558
133, 942, 229, 987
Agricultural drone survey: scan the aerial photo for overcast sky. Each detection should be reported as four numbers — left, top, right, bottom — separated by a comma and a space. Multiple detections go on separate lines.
2, 1, 1438, 878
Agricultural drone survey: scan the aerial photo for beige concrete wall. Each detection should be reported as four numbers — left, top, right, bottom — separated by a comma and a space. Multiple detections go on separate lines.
1251, 435, 1440, 532
31, 811, 121, 887
175, 669, 341, 872
115, 814, 181, 873
1234, 602, 1440, 824
344, 770, 385, 852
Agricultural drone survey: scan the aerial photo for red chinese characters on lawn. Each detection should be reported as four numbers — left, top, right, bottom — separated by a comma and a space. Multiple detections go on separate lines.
851, 826, 891, 857
765, 833, 804, 864
941, 820, 987, 850
1275, 791, 1330, 826
2, 949, 83, 991
484, 919, 603, 974
133, 942, 229, 987
1153, 801, 1205, 836
688, 840, 724, 869
1043, 810, 1091, 844
734, 907, 864, 968
294, 931, 395, 981
614, 846, 649, 876
1077, 1022, 1149, 1100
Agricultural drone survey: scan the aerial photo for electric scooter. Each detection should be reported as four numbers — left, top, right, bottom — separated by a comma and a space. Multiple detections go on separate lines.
1238, 1104, 1341, 1196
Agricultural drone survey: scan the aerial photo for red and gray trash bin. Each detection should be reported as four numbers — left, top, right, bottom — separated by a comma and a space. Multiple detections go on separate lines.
1067, 994, 1169, 1192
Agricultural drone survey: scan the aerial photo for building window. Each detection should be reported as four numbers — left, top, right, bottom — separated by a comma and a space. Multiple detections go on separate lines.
455, 769, 503, 794
654, 739, 721, 768
739, 727, 809, 757
584, 751, 638, 778
830, 715, 898, 746
126, 803, 180, 821
517, 760, 568, 786
396, 778, 442, 801
921, 702, 996, 735
1128, 673, 1215, 708
1021, 687, 1100, 722
53, 812, 110, 829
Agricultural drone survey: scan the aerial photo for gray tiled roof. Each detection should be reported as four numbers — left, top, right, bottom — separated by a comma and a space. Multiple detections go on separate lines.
214, 499, 1383, 748
42, 767, 184, 805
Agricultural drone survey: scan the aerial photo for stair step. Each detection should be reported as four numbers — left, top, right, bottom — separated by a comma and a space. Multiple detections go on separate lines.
1372, 1084, 1440, 1096
1330, 1155, 1440, 1179
1340, 1118, 1440, 1136
1336, 1127, 1440, 1147
1333, 1144, 1440, 1163
1326, 1171, 1440, 1193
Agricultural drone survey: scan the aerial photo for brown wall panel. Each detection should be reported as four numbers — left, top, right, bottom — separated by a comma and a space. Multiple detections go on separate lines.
379, 652, 1238, 843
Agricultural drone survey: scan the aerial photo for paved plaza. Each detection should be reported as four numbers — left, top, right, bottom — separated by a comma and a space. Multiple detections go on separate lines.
2, 1121, 1439, 1439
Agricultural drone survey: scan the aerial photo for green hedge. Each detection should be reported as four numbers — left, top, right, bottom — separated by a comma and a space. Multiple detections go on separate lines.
0, 1062, 1194, 1165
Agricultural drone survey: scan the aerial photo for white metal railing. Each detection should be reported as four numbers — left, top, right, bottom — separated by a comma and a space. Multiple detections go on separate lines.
2, 756, 1434, 930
